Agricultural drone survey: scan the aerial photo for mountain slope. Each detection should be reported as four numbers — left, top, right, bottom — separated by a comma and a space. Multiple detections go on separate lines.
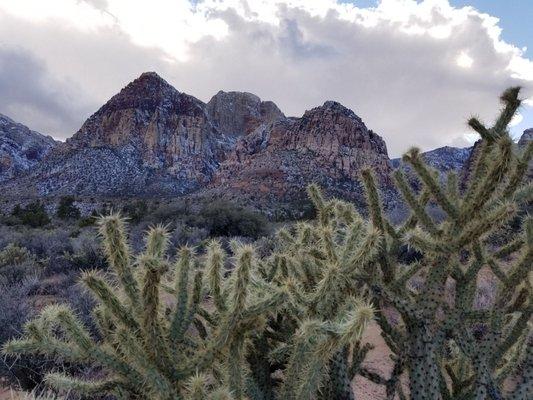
0, 113, 56, 182
208, 101, 394, 213
392, 145, 472, 186
11, 72, 228, 196
6, 73, 396, 209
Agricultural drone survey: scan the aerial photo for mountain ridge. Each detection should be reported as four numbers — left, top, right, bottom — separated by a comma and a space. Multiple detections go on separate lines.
2, 72, 531, 212
0, 113, 57, 183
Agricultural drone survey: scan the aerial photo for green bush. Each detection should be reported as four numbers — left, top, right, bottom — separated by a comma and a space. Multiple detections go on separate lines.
56, 196, 81, 220
193, 200, 268, 239
78, 210, 99, 228
11, 202, 51, 228
122, 200, 148, 223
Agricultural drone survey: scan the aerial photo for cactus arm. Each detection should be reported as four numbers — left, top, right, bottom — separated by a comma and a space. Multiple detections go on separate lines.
81, 271, 140, 331
207, 240, 227, 312
403, 148, 459, 220
503, 141, 533, 198
494, 87, 522, 134
170, 247, 192, 341
228, 335, 246, 399
144, 225, 170, 258
98, 215, 140, 311
398, 188, 431, 236
361, 169, 394, 282
139, 255, 176, 377
394, 169, 440, 236
44, 373, 130, 397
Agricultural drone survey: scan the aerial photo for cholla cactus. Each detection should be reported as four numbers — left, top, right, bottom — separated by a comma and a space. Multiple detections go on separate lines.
358, 87, 533, 399
3, 210, 373, 400
244, 186, 376, 400
3, 216, 287, 399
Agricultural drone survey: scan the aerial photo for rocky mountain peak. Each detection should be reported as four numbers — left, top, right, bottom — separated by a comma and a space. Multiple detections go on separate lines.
207, 90, 285, 137
27, 73, 226, 196
66, 71, 213, 151
210, 100, 393, 210
518, 128, 532, 147
122, 71, 178, 96
287, 100, 388, 158
0, 113, 57, 182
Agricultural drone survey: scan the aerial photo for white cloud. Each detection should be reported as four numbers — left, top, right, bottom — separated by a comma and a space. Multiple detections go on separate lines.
0, 0, 114, 31
0, 0, 531, 155
456, 51, 473, 68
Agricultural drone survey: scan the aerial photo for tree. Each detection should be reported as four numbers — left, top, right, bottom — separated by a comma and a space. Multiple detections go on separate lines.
56, 196, 81, 220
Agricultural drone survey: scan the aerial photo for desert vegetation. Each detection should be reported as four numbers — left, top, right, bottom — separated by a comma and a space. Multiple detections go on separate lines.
0, 88, 531, 399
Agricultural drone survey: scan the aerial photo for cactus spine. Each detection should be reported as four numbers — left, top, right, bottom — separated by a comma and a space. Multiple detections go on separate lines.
359, 87, 532, 399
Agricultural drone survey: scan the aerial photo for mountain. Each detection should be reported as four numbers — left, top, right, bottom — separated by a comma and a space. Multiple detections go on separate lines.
392, 145, 472, 185
4, 72, 395, 209
518, 128, 532, 147
0, 113, 56, 182
207, 91, 285, 138
11, 72, 229, 196
207, 101, 394, 212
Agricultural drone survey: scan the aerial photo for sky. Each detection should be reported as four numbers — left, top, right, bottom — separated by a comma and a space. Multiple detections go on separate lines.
0, 0, 532, 156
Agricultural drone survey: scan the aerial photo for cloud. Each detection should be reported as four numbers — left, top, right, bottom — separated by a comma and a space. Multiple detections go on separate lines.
0, 0, 531, 154
0, 47, 91, 137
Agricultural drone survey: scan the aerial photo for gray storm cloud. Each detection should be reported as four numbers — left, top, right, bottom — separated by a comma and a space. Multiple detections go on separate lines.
0, 47, 90, 137
0, 1, 531, 155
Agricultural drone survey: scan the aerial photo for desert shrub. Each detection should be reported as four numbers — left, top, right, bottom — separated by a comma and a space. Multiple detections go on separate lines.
122, 200, 148, 223
169, 222, 209, 249
78, 210, 99, 228
192, 200, 268, 239
0, 261, 41, 286
0, 276, 50, 390
149, 201, 191, 223
0, 243, 34, 267
12, 202, 51, 228
63, 230, 107, 271
16, 228, 72, 261
56, 196, 81, 220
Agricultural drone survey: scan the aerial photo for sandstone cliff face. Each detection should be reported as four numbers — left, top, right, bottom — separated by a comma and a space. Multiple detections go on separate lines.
207, 91, 285, 138
210, 101, 393, 210
65, 72, 222, 179
0, 113, 56, 182
17, 72, 227, 196
5, 72, 397, 209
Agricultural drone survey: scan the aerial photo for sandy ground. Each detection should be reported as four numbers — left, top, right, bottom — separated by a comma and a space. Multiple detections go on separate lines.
353, 321, 409, 400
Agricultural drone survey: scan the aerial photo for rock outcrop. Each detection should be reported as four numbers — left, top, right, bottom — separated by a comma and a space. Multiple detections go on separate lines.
0, 113, 56, 182
207, 91, 285, 138
518, 128, 532, 147
392, 145, 472, 184
12, 72, 226, 196
5, 72, 396, 212
208, 101, 393, 213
